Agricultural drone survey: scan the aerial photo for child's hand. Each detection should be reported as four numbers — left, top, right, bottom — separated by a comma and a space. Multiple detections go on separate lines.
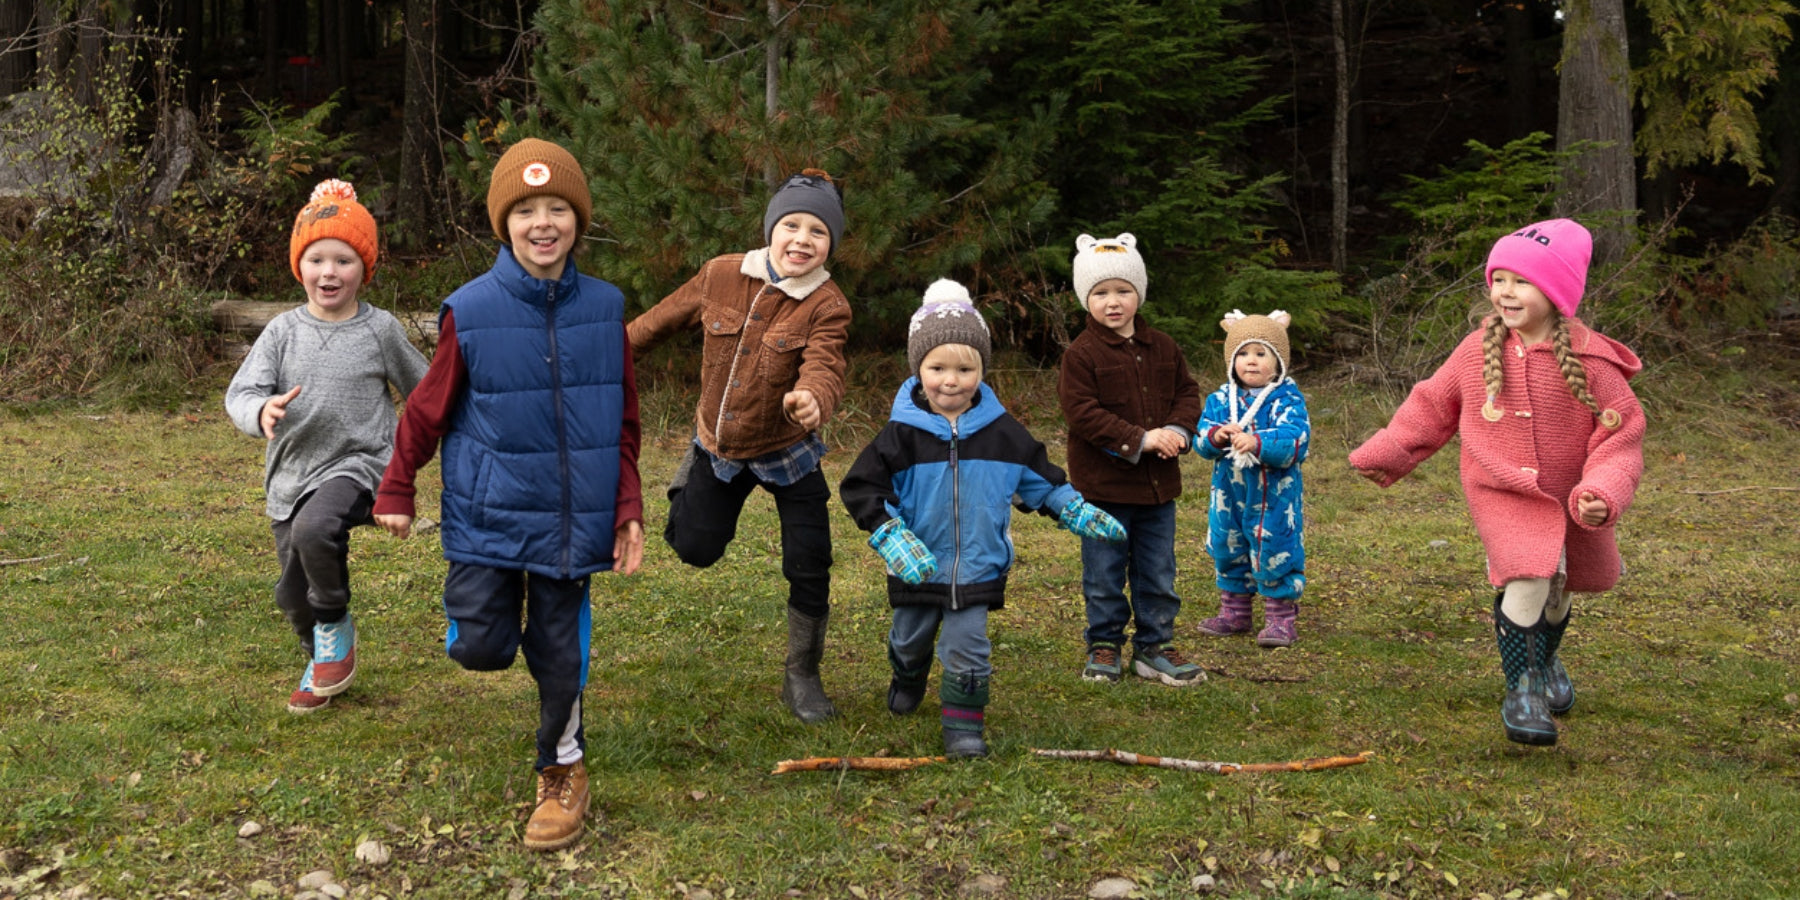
1060, 499, 1127, 543
1354, 467, 1384, 484
374, 513, 413, 539
870, 518, 938, 585
260, 385, 302, 439
1143, 428, 1185, 459
1211, 423, 1242, 447
613, 520, 644, 575
1577, 491, 1609, 526
1229, 432, 1260, 456
783, 389, 821, 431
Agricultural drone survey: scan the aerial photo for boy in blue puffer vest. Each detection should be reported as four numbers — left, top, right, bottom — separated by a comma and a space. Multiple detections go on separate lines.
839, 280, 1126, 759
374, 138, 644, 852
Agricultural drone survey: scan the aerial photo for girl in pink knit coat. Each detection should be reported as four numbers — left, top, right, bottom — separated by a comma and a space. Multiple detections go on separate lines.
1349, 219, 1645, 747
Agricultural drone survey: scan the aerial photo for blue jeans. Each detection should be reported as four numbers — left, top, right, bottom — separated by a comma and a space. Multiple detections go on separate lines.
1081, 500, 1181, 651
889, 604, 992, 679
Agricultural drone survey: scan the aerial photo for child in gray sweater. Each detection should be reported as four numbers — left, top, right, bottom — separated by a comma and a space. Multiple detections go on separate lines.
225, 179, 428, 713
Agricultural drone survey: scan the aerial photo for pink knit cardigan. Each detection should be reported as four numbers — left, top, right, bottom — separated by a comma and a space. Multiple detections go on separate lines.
1349, 319, 1644, 592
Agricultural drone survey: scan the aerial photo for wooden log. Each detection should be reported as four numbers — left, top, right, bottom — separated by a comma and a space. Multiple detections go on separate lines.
211, 299, 438, 344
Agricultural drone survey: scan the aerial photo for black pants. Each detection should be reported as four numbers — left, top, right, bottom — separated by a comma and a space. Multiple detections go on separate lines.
271, 477, 372, 654
442, 562, 591, 771
664, 449, 833, 618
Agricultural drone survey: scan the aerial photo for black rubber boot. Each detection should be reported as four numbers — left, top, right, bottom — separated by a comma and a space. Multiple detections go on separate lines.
887, 644, 929, 715
1540, 608, 1574, 715
1494, 595, 1557, 746
780, 607, 837, 723
940, 672, 990, 759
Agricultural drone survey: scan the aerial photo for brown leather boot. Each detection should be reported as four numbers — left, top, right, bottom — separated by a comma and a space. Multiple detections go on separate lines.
523, 760, 590, 851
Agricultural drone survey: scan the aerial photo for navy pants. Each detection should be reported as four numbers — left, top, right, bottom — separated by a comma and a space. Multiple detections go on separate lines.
442, 562, 591, 771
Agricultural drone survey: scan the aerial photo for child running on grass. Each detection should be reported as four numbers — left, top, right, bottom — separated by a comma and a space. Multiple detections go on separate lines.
225, 178, 428, 715
840, 279, 1126, 758
627, 170, 850, 724
374, 138, 644, 850
1350, 218, 1644, 746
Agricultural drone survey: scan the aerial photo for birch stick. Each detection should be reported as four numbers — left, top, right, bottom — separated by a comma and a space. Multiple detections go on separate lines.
1031, 748, 1373, 774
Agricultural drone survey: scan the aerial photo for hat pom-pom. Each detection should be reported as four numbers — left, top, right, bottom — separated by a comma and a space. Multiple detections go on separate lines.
922, 278, 972, 306
310, 178, 357, 204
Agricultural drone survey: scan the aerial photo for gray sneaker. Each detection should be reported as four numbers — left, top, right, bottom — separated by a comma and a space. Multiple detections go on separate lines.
1081, 643, 1123, 682
1132, 644, 1206, 686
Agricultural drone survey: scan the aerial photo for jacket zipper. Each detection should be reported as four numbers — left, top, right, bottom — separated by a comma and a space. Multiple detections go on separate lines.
948, 417, 961, 609
545, 282, 573, 575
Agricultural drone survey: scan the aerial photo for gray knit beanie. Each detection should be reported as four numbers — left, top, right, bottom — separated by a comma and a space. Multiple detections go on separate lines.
1072, 233, 1148, 304
763, 169, 845, 256
907, 279, 992, 374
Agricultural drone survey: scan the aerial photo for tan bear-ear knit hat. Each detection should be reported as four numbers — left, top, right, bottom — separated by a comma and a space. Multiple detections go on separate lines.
485, 138, 592, 241
1220, 309, 1292, 384
290, 179, 378, 284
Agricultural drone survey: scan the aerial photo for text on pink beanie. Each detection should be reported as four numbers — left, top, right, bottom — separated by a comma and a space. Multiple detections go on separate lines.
1484, 218, 1593, 317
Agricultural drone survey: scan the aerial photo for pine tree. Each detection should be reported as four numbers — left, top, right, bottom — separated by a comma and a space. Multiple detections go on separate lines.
530, 0, 1058, 338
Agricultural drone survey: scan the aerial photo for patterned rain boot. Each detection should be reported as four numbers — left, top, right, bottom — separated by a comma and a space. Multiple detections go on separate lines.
780, 608, 838, 723
1494, 596, 1556, 746
887, 644, 929, 716
1540, 608, 1574, 715
1198, 591, 1254, 637
940, 672, 990, 759
1256, 598, 1298, 648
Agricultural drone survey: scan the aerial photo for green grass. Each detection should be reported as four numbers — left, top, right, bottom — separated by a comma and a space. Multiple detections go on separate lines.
3, 337, 1799, 899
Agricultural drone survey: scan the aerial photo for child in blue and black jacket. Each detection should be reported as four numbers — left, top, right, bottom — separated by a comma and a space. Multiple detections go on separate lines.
839, 280, 1125, 759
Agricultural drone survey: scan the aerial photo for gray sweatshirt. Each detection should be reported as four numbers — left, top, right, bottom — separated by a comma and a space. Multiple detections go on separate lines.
225, 302, 429, 520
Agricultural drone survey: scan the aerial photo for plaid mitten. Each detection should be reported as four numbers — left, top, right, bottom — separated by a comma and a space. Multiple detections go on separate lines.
1060, 499, 1127, 543
870, 517, 938, 585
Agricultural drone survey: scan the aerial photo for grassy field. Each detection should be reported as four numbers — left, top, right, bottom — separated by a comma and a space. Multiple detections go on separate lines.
3, 335, 1799, 900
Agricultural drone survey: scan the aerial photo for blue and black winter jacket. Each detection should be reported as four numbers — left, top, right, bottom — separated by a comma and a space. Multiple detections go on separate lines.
840, 379, 1078, 610
439, 247, 628, 579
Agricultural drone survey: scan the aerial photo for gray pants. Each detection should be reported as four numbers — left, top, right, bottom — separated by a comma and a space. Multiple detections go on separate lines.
272, 476, 373, 653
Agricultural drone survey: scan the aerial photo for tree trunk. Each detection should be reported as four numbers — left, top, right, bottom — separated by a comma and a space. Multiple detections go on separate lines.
259, 0, 279, 99
1555, 0, 1635, 265
1330, 0, 1348, 272
1502, 0, 1537, 140
1, 2, 35, 94
763, 0, 781, 188
397, 0, 441, 246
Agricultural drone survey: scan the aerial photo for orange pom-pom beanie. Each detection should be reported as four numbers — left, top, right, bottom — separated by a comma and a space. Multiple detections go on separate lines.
485, 138, 592, 241
289, 179, 379, 284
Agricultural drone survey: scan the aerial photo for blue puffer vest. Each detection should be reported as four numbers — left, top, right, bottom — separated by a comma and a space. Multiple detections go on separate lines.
439, 247, 627, 578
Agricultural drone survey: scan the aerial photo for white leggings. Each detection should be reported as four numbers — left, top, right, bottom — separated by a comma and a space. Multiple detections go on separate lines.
1497, 551, 1570, 625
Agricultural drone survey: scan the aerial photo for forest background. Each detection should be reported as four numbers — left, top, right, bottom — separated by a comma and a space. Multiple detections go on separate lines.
4, 3, 1800, 899
1, 0, 1798, 402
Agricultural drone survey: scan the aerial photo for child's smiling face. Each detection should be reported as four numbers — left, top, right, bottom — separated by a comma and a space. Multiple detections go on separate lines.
298, 238, 364, 322
768, 212, 831, 279
1488, 268, 1556, 345
1084, 278, 1140, 337
507, 194, 579, 280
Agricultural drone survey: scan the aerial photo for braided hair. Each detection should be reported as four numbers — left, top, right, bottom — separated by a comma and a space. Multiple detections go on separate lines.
1480, 311, 1599, 416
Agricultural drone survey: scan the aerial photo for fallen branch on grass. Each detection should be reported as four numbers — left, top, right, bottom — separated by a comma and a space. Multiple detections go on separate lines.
771, 756, 946, 774
1680, 487, 1800, 496
1031, 747, 1373, 774
0, 554, 60, 567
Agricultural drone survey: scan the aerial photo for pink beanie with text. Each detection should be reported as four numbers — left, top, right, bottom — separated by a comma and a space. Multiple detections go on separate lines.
1485, 218, 1593, 317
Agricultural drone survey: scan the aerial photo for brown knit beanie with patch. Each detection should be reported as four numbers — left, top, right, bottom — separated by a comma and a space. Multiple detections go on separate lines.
485, 138, 592, 241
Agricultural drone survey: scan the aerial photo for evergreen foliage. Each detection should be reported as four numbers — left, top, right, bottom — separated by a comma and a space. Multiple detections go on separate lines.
980, 0, 1340, 352
527, 0, 1058, 343
1634, 0, 1797, 183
